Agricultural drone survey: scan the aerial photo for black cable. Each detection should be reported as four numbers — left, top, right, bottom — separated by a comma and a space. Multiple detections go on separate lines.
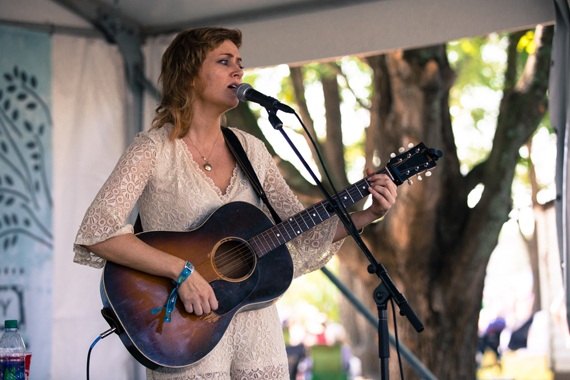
391, 298, 405, 380
86, 327, 116, 380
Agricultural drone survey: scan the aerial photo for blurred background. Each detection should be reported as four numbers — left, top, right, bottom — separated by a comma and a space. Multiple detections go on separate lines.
0, 1, 565, 379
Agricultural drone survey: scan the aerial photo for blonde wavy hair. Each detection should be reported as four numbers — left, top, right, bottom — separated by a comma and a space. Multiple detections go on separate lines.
151, 27, 242, 140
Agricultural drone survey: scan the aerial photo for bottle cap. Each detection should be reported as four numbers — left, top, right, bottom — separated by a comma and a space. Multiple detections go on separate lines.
4, 320, 18, 329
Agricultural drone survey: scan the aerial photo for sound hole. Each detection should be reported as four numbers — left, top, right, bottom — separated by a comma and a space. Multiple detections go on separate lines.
214, 239, 255, 280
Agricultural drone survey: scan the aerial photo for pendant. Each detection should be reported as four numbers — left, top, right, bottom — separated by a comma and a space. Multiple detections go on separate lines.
204, 163, 212, 171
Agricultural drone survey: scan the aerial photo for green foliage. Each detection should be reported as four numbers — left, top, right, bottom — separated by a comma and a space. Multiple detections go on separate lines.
448, 33, 508, 173
447, 35, 508, 92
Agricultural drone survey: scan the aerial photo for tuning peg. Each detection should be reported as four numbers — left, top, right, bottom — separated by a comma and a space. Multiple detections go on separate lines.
407, 179, 413, 185
390, 153, 396, 158
418, 175, 422, 181
425, 171, 432, 177
408, 143, 414, 148
398, 147, 405, 153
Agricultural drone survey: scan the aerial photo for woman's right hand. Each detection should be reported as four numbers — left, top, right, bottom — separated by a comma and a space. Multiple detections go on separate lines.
86, 234, 219, 316
177, 270, 219, 316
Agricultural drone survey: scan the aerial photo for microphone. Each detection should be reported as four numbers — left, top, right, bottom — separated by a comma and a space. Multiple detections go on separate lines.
235, 83, 295, 114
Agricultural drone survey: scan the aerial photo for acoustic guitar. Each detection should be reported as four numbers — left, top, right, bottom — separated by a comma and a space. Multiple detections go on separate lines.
100, 142, 442, 369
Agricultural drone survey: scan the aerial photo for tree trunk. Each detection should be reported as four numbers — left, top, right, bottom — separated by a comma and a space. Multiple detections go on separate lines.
339, 25, 553, 379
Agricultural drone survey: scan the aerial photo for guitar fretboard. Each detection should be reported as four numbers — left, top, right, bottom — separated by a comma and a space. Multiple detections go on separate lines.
248, 169, 387, 257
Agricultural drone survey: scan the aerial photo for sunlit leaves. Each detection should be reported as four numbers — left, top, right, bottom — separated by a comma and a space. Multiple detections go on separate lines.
447, 34, 509, 173
517, 30, 536, 55
447, 35, 508, 92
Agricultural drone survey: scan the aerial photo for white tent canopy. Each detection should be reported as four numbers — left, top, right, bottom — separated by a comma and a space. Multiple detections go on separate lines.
2, 0, 555, 68
0, 1, 560, 379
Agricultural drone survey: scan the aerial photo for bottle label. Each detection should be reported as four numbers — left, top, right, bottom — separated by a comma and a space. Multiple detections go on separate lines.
1, 357, 25, 380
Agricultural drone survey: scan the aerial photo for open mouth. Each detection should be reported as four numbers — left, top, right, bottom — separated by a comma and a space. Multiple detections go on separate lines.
228, 84, 237, 90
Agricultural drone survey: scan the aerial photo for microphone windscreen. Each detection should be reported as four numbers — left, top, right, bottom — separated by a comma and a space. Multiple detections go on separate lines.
235, 83, 253, 102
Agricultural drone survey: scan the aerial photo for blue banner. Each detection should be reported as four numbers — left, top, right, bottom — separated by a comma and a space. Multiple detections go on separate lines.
0, 24, 52, 379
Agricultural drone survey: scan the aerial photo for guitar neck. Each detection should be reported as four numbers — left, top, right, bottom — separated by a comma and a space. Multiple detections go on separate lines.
249, 168, 387, 257
246, 141, 442, 257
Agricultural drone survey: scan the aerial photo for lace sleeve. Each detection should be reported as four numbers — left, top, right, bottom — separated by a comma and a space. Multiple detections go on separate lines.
73, 134, 157, 268
255, 140, 344, 279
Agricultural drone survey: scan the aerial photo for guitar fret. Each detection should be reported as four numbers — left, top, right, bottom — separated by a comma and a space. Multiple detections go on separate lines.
259, 230, 274, 251
289, 216, 302, 235
262, 230, 277, 251
355, 181, 365, 197
321, 203, 331, 217
306, 208, 317, 225
299, 212, 311, 230
343, 190, 355, 204
273, 224, 287, 245
281, 223, 293, 241
250, 235, 263, 254
310, 206, 323, 222
282, 220, 296, 239
303, 210, 317, 228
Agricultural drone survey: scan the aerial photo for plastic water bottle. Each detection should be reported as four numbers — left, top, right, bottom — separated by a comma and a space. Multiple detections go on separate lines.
0, 320, 26, 380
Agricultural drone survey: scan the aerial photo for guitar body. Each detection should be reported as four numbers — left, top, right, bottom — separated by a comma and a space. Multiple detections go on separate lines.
101, 201, 294, 369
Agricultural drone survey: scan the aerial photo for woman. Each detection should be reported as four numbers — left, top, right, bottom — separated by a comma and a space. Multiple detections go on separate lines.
74, 27, 397, 379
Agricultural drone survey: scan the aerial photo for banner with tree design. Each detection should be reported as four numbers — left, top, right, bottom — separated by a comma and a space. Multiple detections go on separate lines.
0, 24, 52, 379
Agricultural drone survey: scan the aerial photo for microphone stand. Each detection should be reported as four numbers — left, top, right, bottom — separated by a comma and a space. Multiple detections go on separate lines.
266, 108, 424, 380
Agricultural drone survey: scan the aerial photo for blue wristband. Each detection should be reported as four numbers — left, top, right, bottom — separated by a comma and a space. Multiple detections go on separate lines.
152, 261, 194, 322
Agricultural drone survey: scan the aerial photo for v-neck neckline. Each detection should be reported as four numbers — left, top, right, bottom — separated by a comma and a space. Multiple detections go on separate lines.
178, 137, 239, 200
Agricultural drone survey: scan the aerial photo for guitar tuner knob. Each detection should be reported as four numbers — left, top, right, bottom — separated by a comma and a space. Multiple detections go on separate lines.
407, 153, 412, 158
425, 171, 432, 177
390, 153, 396, 158
418, 175, 423, 181
408, 143, 414, 148
399, 147, 405, 153
416, 148, 420, 153
407, 179, 413, 185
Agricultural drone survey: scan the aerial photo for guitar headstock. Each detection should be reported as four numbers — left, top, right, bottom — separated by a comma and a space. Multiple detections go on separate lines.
386, 143, 442, 186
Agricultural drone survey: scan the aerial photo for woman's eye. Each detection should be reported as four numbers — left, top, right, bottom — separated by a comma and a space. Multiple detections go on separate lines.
219, 60, 228, 65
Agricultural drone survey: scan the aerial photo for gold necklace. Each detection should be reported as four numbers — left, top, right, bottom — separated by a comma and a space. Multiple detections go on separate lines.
186, 130, 221, 171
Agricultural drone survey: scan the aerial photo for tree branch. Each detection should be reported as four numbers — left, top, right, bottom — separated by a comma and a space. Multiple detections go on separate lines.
461, 25, 553, 270
464, 160, 487, 193
364, 54, 392, 170
289, 66, 328, 179
504, 30, 527, 93
327, 62, 370, 110
321, 69, 349, 188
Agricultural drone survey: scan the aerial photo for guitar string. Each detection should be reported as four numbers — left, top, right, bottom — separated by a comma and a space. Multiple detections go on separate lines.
189, 178, 374, 278
188, 166, 401, 278
187, 158, 427, 279
196, 188, 353, 273
197, 163, 410, 277
193, 192, 342, 273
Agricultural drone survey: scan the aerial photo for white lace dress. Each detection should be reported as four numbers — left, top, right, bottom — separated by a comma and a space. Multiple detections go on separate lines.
73, 125, 343, 380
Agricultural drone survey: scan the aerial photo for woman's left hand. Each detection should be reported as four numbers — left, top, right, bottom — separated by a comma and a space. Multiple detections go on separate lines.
332, 169, 398, 242
365, 169, 398, 220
